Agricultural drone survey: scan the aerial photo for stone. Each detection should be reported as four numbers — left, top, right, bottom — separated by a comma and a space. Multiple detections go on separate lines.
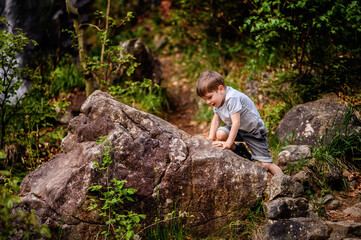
264, 197, 313, 219
326, 221, 361, 240
292, 170, 312, 183
255, 217, 330, 240
277, 145, 312, 170
266, 174, 304, 201
343, 203, 361, 219
276, 93, 360, 147
325, 199, 341, 210
119, 38, 162, 85
17, 90, 268, 239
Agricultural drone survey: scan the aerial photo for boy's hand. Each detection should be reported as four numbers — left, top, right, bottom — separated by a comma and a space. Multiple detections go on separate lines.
212, 141, 232, 150
201, 135, 216, 141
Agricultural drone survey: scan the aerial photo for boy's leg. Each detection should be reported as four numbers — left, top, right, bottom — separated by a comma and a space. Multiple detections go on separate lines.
241, 132, 284, 175
216, 126, 252, 159
259, 162, 284, 175
216, 129, 228, 141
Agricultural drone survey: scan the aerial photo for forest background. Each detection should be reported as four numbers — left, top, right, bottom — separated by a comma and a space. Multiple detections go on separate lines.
1, 0, 361, 238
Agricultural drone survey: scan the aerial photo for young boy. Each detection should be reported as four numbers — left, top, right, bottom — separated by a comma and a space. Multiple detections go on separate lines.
197, 71, 283, 175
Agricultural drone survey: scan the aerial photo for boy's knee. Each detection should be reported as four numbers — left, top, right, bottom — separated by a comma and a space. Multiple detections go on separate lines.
216, 130, 228, 141
260, 162, 272, 167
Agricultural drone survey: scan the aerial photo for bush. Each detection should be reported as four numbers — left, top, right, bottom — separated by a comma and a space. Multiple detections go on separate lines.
0, 170, 51, 239
242, 0, 361, 101
1, 17, 68, 171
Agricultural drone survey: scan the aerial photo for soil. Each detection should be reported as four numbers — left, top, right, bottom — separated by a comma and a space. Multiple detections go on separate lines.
160, 56, 208, 137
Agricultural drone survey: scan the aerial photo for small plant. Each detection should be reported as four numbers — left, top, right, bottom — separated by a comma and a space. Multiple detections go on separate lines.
88, 136, 146, 239
49, 54, 84, 95
108, 78, 169, 117
237, 198, 266, 239
206, 198, 266, 239
0, 170, 51, 239
143, 210, 193, 240
65, 0, 137, 96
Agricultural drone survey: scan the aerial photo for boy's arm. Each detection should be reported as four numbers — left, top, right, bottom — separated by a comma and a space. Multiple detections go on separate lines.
225, 112, 241, 148
213, 111, 240, 149
208, 113, 221, 140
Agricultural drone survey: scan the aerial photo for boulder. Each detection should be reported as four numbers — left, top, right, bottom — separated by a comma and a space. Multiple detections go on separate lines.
343, 203, 361, 220
264, 197, 312, 219
256, 217, 330, 240
265, 174, 304, 201
18, 90, 268, 239
119, 38, 162, 85
326, 221, 361, 240
276, 93, 359, 146
277, 145, 312, 170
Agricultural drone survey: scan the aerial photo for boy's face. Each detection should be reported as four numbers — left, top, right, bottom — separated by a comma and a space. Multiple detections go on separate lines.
202, 85, 226, 108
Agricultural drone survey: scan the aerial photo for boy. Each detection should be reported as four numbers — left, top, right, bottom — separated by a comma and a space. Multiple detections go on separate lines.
196, 71, 283, 175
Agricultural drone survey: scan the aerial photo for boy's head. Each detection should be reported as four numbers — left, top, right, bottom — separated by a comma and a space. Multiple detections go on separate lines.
196, 71, 226, 107
196, 71, 226, 98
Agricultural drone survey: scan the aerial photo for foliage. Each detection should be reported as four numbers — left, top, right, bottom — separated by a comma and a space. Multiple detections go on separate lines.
0, 17, 68, 171
260, 101, 288, 134
242, 0, 361, 101
65, 0, 137, 96
310, 105, 361, 188
0, 170, 51, 239
0, 17, 37, 149
205, 198, 266, 239
108, 78, 169, 117
168, 0, 247, 53
88, 136, 146, 239
49, 54, 84, 95
281, 105, 361, 193
143, 210, 193, 240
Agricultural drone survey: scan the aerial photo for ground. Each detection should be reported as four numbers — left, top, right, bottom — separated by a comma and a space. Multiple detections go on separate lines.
160, 56, 208, 137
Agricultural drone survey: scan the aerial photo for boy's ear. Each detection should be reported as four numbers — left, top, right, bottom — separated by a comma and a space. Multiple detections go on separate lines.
218, 85, 225, 92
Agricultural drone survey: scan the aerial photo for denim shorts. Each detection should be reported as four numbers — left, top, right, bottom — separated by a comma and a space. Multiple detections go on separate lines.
218, 125, 273, 163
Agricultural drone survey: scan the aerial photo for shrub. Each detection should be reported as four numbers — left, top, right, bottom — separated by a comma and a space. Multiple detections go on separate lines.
242, 0, 361, 101
0, 170, 51, 239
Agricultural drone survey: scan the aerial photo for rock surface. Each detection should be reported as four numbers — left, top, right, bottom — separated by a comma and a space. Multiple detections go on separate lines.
277, 145, 312, 171
276, 93, 356, 146
119, 38, 163, 85
326, 221, 361, 240
18, 90, 268, 239
265, 174, 304, 201
257, 174, 330, 240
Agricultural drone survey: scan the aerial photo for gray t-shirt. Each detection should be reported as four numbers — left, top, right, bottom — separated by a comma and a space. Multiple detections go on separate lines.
213, 86, 267, 135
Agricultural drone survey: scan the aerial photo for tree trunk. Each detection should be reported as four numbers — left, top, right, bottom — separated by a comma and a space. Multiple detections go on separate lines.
65, 0, 95, 97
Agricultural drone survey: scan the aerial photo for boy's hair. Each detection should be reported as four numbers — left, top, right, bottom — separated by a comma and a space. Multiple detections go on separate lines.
196, 71, 226, 97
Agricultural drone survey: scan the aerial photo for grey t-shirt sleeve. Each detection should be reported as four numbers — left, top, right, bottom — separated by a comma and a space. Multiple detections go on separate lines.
227, 97, 242, 115
213, 106, 218, 114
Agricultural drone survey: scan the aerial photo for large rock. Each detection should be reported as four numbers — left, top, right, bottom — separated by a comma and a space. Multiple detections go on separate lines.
119, 38, 162, 85
276, 93, 359, 146
18, 90, 268, 239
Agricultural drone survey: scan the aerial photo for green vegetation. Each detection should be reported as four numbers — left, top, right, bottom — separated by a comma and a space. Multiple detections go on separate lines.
0, 171, 51, 239
88, 136, 146, 239
1, 0, 361, 238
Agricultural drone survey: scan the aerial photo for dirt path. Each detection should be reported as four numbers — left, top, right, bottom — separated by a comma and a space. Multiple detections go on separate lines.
160, 56, 208, 136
